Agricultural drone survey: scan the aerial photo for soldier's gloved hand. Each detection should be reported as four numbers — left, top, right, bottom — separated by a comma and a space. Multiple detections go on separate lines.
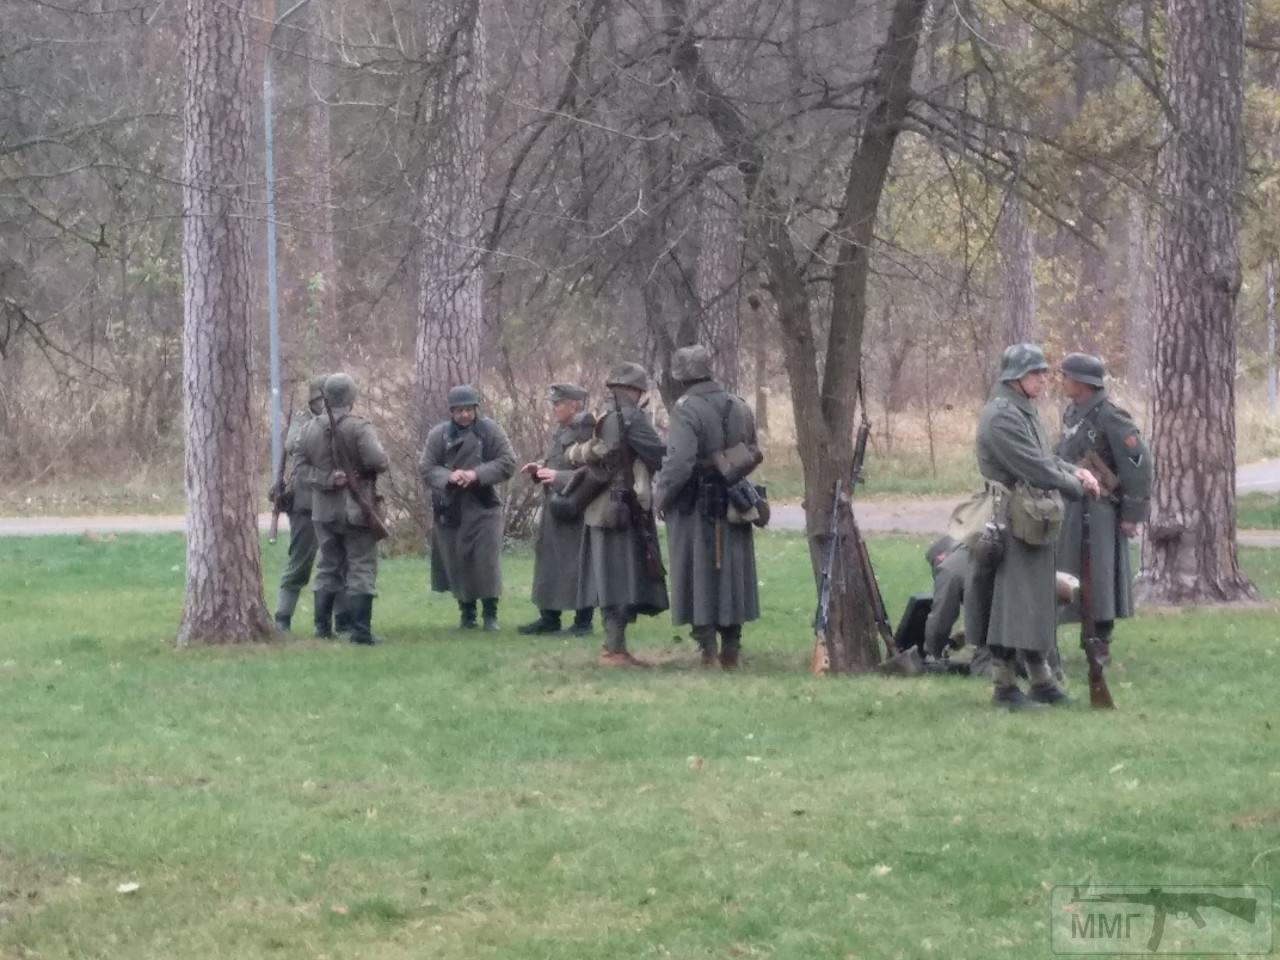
1120, 521, 1139, 538
330, 470, 348, 489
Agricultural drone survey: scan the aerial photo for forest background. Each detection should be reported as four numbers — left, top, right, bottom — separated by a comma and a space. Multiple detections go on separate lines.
3, 0, 1280, 531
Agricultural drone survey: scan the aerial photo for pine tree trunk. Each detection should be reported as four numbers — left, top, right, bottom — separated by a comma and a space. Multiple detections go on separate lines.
1135, 0, 1256, 605
178, 0, 274, 646
997, 174, 1036, 344
1124, 195, 1154, 388
696, 178, 742, 392
303, 0, 339, 347
413, 0, 488, 433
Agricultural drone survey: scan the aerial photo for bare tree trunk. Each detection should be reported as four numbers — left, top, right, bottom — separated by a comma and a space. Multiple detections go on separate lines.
303, 0, 339, 349
667, 0, 928, 671
996, 167, 1036, 343
1135, 0, 1256, 605
696, 180, 742, 391
178, 0, 273, 646
749, 292, 768, 434
412, 0, 488, 433
1124, 194, 1154, 388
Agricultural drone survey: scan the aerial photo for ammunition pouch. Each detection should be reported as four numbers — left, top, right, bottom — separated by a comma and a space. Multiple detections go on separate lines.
549, 465, 609, 522
697, 476, 728, 521
431, 488, 461, 528
709, 442, 763, 485
972, 518, 1007, 570
1008, 482, 1064, 545
600, 487, 632, 530
671, 478, 700, 515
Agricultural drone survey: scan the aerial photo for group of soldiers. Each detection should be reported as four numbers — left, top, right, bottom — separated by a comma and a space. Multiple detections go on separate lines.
270, 345, 764, 668
270, 340, 1151, 702
915, 344, 1152, 709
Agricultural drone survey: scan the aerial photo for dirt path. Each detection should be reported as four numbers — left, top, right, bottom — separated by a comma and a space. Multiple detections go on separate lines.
4, 501, 1280, 547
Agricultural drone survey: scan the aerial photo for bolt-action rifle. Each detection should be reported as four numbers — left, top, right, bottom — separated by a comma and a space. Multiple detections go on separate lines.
1080, 505, 1114, 708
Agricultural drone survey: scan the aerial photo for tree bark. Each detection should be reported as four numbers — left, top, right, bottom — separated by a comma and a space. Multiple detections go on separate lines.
178, 0, 274, 645
1124, 194, 1154, 388
413, 0, 488, 434
1135, 0, 1256, 604
695, 177, 743, 392
997, 167, 1037, 344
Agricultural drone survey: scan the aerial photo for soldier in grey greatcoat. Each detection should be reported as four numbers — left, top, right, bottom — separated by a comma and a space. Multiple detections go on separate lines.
969, 344, 1100, 709
296, 373, 390, 645
420, 385, 517, 631
1054, 353, 1152, 665
655, 345, 760, 669
572, 362, 669, 667
518, 383, 597, 636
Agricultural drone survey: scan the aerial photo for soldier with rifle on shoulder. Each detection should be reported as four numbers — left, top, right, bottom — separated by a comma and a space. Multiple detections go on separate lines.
1054, 353, 1152, 666
567, 362, 669, 668
295, 373, 390, 646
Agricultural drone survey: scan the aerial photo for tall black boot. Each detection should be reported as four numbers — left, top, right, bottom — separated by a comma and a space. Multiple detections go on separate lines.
458, 600, 478, 630
314, 591, 337, 639
691, 625, 717, 666
334, 593, 355, 635
348, 594, 380, 646
718, 625, 742, 670
517, 609, 561, 635
569, 608, 594, 637
482, 598, 500, 633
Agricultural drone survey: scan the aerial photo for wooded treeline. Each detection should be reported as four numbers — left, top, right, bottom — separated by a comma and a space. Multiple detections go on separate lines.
2, 0, 1275, 641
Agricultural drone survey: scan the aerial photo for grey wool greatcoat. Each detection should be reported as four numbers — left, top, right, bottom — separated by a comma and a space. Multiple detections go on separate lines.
1054, 389, 1152, 623
576, 397, 669, 615
420, 417, 517, 603
655, 380, 760, 628
973, 383, 1084, 654
531, 418, 593, 611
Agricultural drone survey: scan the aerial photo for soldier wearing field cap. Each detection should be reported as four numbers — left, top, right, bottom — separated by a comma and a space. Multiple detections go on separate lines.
518, 382, 597, 636
1054, 353, 1152, 665
571, 362, 669, 667
655, 344, 762, 669
420, 385, 517, 631
968, 343, 1100, 709
296, 373, 390, 645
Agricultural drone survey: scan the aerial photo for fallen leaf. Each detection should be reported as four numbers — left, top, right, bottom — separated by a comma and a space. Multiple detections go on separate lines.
687, 755, 705, 771
870, 864, 892, 877
1109, 763, 1125, 774
116, 882, 140, 894
331, 904, 348, 915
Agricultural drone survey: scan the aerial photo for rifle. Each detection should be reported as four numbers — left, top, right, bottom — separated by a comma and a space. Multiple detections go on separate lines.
1080, 506, 1114, 708
810, 392, 920, 676
612, 397, 665, 580
1070, 887, 1257, 952
268, 387, 296, 545
323, 397, 390, 542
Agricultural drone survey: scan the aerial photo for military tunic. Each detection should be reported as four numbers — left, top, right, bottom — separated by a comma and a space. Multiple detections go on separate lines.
280, 410, 319, 593
655, 380, 760, 628
297, 408, 390, 596
576, 398, 669, 616
530, 419, 592, 611
420, 417, 517, 603
1054, 389, 1152, 623
973, 383, 1084, 654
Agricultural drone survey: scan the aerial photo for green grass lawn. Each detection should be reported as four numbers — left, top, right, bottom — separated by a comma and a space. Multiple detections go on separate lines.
2, 532, 1279, 959
1240, 493, 1280, 531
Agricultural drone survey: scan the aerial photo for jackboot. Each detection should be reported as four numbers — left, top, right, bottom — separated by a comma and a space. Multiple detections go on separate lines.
691, 625, 717, 667
458, 600, 478, 630
990, 648, 1044, 711
334, 593, 355, 635
275, 588, 299, 633
518, 609, 562, 635
598, 608, 650, 667
314, 591, 337, 639
481, 598, 500, 633
348, 594, 380, 646
1026, 652, 1070, 705
718, 625, 742, 670
569, 608, 595, 637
